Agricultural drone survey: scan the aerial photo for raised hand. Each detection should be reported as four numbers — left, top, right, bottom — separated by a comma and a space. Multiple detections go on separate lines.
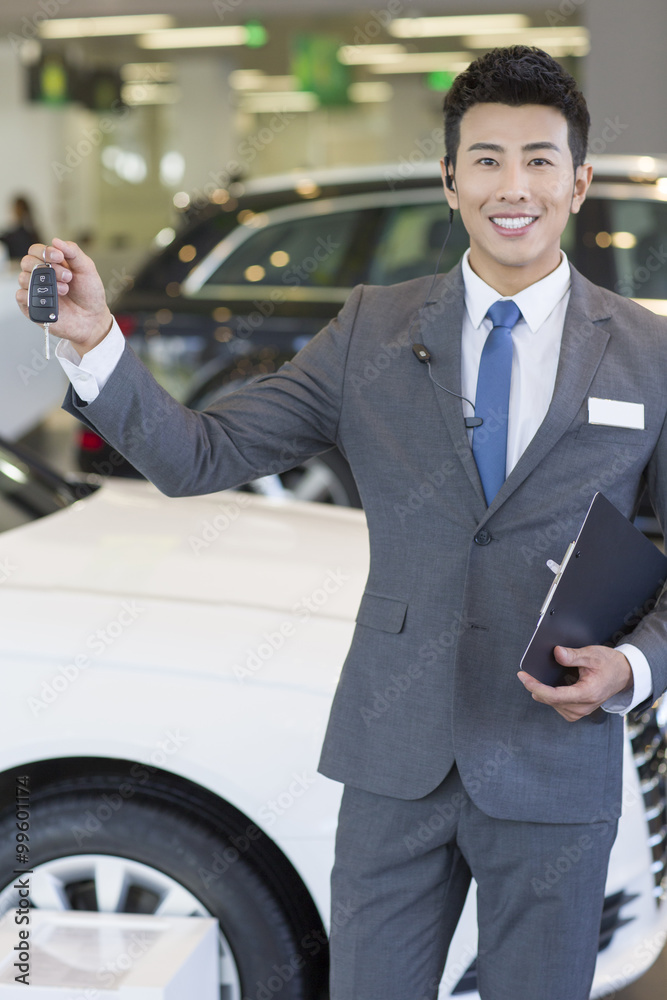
17, 238, 113, 356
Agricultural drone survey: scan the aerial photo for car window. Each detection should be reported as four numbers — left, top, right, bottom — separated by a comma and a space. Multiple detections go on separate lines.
367, 202, 470, 285
574, 197, 667, 302
605, 199, 667, 300
202, 209, 381, 290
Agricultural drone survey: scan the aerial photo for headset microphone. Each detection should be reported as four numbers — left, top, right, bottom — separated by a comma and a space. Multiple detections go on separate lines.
412, 341, 482, 428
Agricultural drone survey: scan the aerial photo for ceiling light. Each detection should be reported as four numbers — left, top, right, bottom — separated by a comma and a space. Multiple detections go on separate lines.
138, 26, 249, 49
230, 71, 298, 92
40, 15, 175, 39
389, 14, 530, 38
368, 53, 472, 75
238, 92, 319, 113
464, 27, 589, 56
121, 63, 173, 83
338, 44, 407, 65
348, 82, 394, 103
121, 83, 181, 106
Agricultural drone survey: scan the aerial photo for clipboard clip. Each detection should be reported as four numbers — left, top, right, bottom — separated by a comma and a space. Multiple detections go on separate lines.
539, 541, 577, 617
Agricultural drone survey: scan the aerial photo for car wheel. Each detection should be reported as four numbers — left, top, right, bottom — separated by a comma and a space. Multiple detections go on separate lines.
0, 776, 327, 1000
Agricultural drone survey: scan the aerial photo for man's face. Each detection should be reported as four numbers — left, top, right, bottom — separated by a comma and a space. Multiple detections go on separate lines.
441, 102, 592, 294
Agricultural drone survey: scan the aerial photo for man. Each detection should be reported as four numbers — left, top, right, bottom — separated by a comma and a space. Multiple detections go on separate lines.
17, 46, 667, 1000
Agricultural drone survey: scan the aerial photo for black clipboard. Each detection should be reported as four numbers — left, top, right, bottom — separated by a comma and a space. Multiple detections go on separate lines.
520, 492, 667, 686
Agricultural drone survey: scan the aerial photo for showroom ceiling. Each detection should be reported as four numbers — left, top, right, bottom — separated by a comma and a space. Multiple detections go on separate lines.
0, 0, 559, 36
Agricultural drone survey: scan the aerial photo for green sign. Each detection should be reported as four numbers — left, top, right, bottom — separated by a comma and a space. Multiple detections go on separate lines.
245, 21, 267, 49
427, 71, 457, 92
291, 34, 351, 107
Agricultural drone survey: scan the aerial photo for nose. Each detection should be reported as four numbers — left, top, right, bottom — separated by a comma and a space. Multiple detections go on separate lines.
495, 163, 529, 203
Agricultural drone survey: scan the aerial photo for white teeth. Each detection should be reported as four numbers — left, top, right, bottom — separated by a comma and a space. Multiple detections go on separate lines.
491, 216, 537, 229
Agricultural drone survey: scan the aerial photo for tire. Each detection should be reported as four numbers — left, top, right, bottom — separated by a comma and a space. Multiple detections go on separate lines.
0, 775, 328, 1000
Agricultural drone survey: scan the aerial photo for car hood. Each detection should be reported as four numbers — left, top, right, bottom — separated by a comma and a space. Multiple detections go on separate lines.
1, 479, 369, 621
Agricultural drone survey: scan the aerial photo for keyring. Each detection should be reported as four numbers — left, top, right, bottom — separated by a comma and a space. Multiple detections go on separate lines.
42, 246, 46, 261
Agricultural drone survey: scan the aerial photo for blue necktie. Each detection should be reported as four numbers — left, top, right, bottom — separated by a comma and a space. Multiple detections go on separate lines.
472, 299, 522, 505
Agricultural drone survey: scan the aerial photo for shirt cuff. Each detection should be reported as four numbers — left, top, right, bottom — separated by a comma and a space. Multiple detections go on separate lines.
55, 318, 126, 403
602, 643, 653, 715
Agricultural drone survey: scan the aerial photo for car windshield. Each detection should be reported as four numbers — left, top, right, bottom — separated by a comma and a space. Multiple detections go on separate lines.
0, 441, 96, 534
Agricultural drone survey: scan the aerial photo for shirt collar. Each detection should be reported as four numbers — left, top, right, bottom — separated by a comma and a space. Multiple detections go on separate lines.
461, 248, 571, 334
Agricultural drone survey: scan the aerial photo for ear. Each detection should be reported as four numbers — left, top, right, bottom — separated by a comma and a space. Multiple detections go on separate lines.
570, 161, 593, 214
439, 157, 459, 212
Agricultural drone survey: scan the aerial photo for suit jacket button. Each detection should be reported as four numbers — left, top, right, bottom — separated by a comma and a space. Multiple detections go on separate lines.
474, 529, 492, 546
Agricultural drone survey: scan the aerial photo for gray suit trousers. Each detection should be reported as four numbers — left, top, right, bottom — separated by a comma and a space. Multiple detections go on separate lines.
330, 766, 618, 1000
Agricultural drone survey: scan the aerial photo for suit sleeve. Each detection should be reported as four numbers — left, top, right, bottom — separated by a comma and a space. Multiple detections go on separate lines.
62, 284, 363, 498
622, 407, 667, 707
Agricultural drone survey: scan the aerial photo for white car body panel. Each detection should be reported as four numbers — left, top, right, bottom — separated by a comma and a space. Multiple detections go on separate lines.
0, 479, 665, 997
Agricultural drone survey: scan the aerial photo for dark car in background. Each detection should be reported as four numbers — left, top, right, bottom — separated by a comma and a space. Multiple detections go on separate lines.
79, 153, 667, 506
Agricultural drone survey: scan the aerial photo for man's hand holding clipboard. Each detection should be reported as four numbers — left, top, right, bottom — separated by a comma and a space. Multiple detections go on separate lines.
517, 492, 667, 721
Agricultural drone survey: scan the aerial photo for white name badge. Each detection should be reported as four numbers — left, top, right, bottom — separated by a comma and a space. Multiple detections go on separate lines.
588, 397, 645, 430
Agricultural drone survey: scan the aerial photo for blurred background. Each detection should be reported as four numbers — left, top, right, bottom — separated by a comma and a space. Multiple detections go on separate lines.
1, 0, 665, 288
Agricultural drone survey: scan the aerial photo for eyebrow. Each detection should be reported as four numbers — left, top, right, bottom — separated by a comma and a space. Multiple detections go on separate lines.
466, 141, 562, 153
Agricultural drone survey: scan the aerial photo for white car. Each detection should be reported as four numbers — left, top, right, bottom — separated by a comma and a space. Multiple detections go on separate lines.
0, 441, 665, 998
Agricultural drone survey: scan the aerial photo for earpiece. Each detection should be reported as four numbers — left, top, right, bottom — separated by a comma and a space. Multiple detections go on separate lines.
444, 154, 456, 192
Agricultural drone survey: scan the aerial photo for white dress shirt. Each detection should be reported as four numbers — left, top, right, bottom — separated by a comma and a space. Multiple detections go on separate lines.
56, 254, 653, 713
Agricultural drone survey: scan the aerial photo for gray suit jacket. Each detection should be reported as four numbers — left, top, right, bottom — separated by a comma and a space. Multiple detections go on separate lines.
64, 262, 667, 825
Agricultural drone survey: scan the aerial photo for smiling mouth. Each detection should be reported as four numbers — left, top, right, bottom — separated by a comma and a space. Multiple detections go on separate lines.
490, 216, 538, 230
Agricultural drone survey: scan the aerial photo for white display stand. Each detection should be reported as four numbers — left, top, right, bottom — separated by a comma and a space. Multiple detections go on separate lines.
0, 910, 219, 998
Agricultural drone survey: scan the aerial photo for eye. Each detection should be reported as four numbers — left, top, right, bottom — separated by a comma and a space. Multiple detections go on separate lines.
530, 157, 552, 166
476, 157, 498, 166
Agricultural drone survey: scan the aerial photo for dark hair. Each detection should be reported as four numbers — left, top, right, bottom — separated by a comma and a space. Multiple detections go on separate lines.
443, 46, 590, 171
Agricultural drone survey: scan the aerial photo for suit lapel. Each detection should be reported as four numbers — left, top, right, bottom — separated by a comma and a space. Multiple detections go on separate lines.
417, 263, 488, 518
417, 263, 613, 524
482, 267, 612, 517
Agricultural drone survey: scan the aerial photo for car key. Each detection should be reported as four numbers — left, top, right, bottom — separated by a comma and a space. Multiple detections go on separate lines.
28, 264, 58, 360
